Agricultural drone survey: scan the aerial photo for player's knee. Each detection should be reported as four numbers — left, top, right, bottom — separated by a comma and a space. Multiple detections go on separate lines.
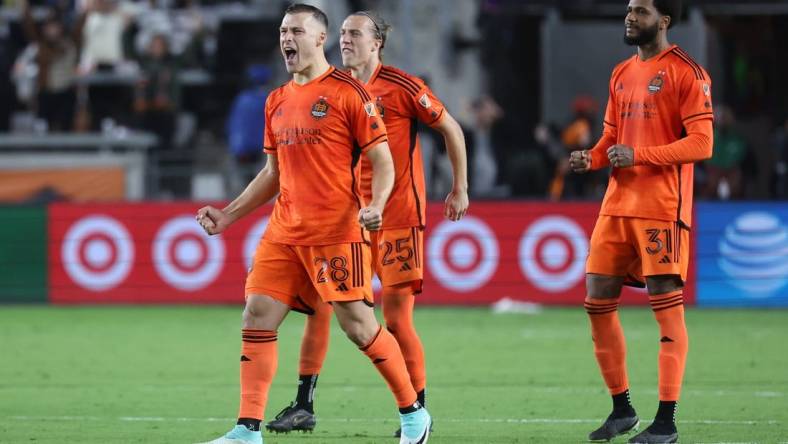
382, 305, 412, 334
381, 285, 414, 332
341, 320, 376, 346
243, 297, 269, 319
242, 304, 258, 321
382, 309, 399, 333
333, 300, 378, 346
242, 294, 287, 329
242, 306, 267, 328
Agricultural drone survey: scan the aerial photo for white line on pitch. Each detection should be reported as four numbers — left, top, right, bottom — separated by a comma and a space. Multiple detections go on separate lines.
54, 385, 783, 398
2, 385, 782, 398
4, 416, 781, 426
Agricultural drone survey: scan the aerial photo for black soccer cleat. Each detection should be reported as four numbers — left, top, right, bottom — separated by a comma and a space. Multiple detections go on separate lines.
588, 412, 640, 442
264, 403, 316, 434
628, 421, 678, 443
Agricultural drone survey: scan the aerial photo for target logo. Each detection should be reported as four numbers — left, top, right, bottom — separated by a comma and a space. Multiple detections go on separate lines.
61, 215, 134, 291
153, 215, 225, 291
519, 215, 588, 292
428, 216, 499, 292
243, 216, 270, 270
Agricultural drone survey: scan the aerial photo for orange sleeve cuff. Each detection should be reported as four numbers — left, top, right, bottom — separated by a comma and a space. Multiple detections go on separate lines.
589, 129, 617, 170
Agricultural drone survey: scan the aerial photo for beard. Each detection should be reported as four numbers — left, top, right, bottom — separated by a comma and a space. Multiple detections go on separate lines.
624, 22, 659, 46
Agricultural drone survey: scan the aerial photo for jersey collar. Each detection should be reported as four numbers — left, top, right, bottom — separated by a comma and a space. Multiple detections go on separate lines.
289, 65, 335, 89
368, 63, 383, 85
635, 44, 678, 65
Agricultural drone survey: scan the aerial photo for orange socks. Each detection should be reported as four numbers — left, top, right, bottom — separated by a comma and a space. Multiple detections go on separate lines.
585, 297, 629, 395
296, 292, 424, 409
382, 291, 426, 394
650, 290, 688, 401
360, 326, 417, 408
238, 329, 278, 420
586, 290, 688, 404
299, 301, 333, 375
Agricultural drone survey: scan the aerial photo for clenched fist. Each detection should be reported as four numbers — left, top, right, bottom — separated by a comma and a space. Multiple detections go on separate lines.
569, 150, 592, 173
358, 206, 383, 231
607, 144, 635, 168
196, 206, 231, 235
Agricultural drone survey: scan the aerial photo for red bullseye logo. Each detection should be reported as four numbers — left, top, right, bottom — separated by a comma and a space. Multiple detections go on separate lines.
519, 215, 588, 292
428, 216, 498, 292
62, 215, 134, 291
153, 215, 225, 291
78, 233, 116, 273
534, 234, 574, 274
441, 233, 482, 273
168, 232, 208, 273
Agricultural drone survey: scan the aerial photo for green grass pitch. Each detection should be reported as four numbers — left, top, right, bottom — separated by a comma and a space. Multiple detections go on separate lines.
1, 306, 787, 443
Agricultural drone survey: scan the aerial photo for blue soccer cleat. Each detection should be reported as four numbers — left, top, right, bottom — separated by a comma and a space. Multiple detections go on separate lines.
194, 425, 263, 444
399, 406, 431, 444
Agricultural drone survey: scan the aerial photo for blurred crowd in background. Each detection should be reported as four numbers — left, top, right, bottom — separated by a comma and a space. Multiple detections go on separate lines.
1, 0, 786, 202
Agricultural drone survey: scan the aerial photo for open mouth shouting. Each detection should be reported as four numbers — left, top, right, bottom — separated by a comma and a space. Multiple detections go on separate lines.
283, 46, 298, 65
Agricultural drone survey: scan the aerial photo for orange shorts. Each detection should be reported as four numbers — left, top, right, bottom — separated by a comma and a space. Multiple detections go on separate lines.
369, 227, 423, 294
586, 215, 690, 286
245, 238, 373, 313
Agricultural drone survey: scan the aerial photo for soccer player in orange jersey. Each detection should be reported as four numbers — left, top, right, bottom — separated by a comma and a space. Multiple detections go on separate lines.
265, 10, 469, 439
569, 1, 713, 443
194, 5, 432, 444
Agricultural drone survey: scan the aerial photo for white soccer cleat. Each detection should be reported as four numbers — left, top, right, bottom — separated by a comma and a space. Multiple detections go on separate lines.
194, 425, 262, 444
399, 407, 431, 444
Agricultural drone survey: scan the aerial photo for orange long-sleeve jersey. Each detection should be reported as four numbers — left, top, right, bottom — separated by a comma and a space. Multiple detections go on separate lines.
588, 45, 714, 228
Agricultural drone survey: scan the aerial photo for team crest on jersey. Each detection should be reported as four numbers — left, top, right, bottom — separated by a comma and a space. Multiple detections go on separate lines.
311, 97, 329, 119
647, 74, 664, 94
418, 93, 431, 109
702, 83, 710, 96
364, 102, 377, 117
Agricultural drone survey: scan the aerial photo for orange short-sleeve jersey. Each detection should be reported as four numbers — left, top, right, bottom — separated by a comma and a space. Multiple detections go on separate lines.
359, 65, 446, 230
600, 45, 713, 227
262, 66, 388, 245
